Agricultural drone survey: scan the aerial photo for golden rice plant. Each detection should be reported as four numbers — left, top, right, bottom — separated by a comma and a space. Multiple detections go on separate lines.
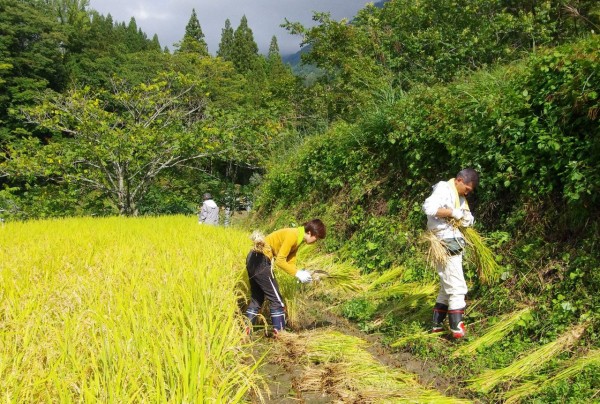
467, 323, 588, 394
452, 307, 532, 357
461, 227, 501, 284
502, 349, 600, 403
0, 215, 263, 402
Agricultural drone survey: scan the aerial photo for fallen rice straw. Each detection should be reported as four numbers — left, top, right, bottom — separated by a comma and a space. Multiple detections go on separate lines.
502, 349, 600, 403
275, 329, 471, 403
452, 307, 532, 357
365, 282, 437, 300
365, 266, 407, 290
467, 323, 588, 393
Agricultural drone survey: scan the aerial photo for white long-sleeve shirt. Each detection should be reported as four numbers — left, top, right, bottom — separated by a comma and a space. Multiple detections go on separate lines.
199, 199, 219, 225
422, 181, 473, 239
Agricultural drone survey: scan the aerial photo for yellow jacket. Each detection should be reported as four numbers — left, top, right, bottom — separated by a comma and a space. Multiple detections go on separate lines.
263, 227, 305, 276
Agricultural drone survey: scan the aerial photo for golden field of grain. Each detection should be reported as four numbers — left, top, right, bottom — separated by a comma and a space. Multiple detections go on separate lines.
0, 216, 261, 402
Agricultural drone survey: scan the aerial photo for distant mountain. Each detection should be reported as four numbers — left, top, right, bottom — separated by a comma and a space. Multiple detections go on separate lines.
281, 0, 389, 70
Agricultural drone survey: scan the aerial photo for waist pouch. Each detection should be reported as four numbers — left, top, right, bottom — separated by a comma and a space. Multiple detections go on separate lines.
442, 237, 466, 255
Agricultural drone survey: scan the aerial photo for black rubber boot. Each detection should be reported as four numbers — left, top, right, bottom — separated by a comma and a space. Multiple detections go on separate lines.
245, 307, 259, 335
271, 308, 286, 337
448, 308, 466, 339
432, 302, 448, 333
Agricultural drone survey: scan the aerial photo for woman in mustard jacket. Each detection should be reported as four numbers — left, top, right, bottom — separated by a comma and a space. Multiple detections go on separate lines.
245, 219, 326, 335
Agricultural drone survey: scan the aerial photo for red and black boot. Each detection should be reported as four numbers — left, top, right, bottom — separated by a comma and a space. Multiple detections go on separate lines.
448, 308, 466, 339
431, 303, 448, 333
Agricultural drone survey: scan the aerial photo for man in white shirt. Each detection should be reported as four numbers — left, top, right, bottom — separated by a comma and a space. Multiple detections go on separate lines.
198, 193, 219, 225
422, 168, 479, 338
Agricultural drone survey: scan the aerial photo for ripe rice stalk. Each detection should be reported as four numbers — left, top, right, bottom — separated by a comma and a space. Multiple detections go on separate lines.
467, 323, 588, 394
0, 216, 264, 402
503, 349, 600, 403
421, 231, 450, 269
452, 307, 532, 357
461, 227, 501, 284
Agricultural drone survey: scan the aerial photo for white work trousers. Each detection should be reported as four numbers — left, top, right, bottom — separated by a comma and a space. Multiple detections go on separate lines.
435, 253, 467, 310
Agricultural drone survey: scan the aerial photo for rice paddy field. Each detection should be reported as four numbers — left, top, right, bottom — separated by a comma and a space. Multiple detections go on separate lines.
0, 216, 260, 402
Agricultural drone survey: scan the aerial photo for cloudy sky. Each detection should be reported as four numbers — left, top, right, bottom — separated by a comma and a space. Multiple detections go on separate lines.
87, 0, 373, 56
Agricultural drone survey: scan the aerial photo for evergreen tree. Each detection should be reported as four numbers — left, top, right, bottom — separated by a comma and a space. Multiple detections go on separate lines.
176, 9, 208, 56
0, 0, 67, 142
266, 35, 287, 78
217, 19, 234, 61
232, 15, 259, 73
150, 34, 161, 51
267, 35, 280, 61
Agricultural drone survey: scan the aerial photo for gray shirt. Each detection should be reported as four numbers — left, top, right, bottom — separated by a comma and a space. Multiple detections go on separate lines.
199, 199, 219, 225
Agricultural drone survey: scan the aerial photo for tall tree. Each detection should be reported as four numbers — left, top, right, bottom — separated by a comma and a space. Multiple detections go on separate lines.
176, 9, 209, 56
14, 72, 221, 216
231, 15, 259, 73
217, 18, 234, 61
267, 36, 280, 61
0, 0, 67, 142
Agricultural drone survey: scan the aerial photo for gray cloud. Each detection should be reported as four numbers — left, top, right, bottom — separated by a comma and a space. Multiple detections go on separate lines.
87, 0, 372, 55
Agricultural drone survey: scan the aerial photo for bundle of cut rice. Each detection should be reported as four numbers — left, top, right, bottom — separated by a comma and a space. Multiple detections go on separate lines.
461, 227, 501, 284
250, 230, 266, 252
421, 231, 450, 269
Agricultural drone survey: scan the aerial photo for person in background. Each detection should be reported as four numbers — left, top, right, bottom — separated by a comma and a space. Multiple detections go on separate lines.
422, 168, 479, 339
244, 219, 327, 336
198, 193, 219, 225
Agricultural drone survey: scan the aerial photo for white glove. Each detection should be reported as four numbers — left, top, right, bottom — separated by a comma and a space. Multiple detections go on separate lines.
461, 210, 474, 226
451, 208, 464, 220
295, 269, 312, 283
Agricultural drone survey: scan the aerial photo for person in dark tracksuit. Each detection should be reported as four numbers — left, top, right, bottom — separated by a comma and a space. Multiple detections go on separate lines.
245, 219, 326, 336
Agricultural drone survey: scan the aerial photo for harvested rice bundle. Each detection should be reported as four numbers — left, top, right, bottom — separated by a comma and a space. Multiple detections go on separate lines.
467, 323, 588, 393
302, 254, 363, 294
250, 230, 266, 252
421, 231, 450, 269
452, 307, 532, 357
461, 227, 501, 284
274, 253, 361, 326
305, 330, 370, 363
503, 349, 600, 403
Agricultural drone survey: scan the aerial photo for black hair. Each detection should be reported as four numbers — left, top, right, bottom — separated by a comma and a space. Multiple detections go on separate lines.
457, 168, 479, 188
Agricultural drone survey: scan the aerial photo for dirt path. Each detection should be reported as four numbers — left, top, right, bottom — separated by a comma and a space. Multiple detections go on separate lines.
249, 301, 465, 403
